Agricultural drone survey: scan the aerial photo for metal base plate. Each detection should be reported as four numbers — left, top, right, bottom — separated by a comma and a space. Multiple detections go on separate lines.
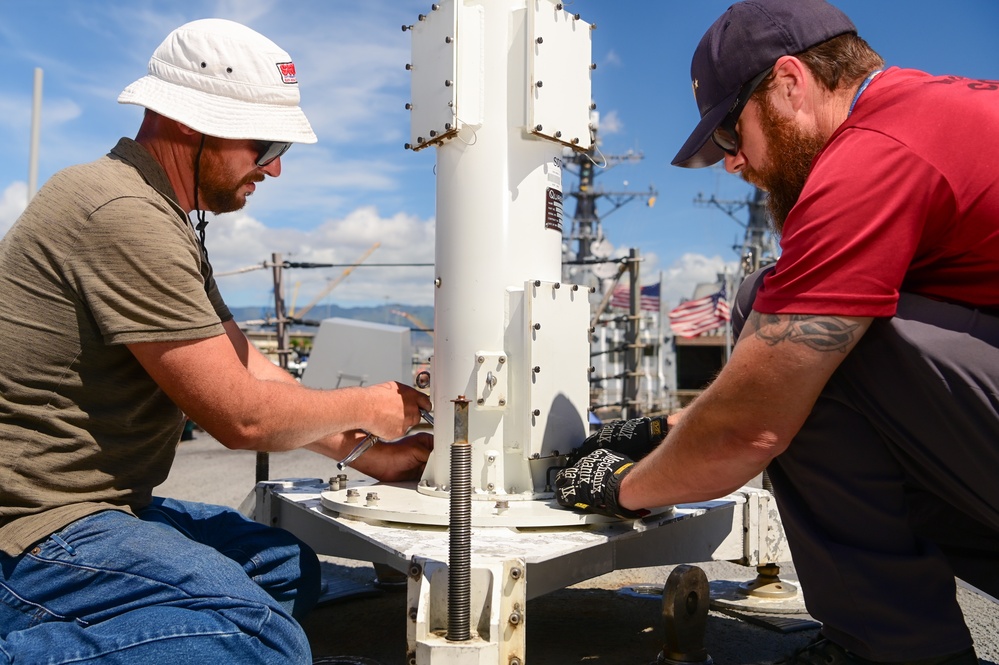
708, 579, 808, 615
320, 483, 673, 527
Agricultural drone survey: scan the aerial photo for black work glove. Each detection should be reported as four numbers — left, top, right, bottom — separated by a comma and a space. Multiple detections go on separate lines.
567, 416, 669, 465
554, 448, 650, 519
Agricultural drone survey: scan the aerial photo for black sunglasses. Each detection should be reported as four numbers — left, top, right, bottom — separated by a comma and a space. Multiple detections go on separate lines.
255, 141, 292, 167
712, 67, 773, 157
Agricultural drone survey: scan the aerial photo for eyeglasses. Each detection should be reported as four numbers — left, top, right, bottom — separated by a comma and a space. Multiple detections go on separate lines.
254, 141, 292, 167
711, 67, 773, 157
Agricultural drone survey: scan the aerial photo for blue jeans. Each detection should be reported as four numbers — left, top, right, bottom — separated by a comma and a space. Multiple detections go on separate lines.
0, 497, 321, 664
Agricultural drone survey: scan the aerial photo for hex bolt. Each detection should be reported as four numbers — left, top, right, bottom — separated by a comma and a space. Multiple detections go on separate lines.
572, 284, 579, 291
405, 102, 412, 109
591, 62, 597, 70
435, 277, 442, 288
536, 80, 543, 88
510, 567, 523, 580
574, 13, 581, 19
589, 366, 596, 373
417, 136, 424, 143
498, 357, 506, 364
346, 488, 360, 503
405, 63, 412, 70
404, 143, 412, 149
409, 563, 422, 579
554, 282, 561, 289
533, 366, 541, 374
409, 607, 418, 621
402, 24, 410, 32
429, 130, 437, 137
498, 398, 506, 406
444, 79, 452, 87
572, 137, 580, 144
477, 398, 485, 405
418, 13, 426, 20
510, 659, 523, 665
534, 280, 542, 287
366, 492, 380, 506
555, 131, 562, 138
445, 36, 452, 43
432, 3, 440, 9
496, 500, 509, 510
477, 355, 485, 364
444, 122, 452, 130
536, 37, 543, 44
533, 409, 541, 416
590, 102, 598, 110
509, 609, 522, 625
534, 323, 541, 330
487, 483, 495, 490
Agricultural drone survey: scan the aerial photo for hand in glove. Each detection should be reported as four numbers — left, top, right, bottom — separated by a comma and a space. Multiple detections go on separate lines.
567, 416, 669, 465
554, 448, 649, 519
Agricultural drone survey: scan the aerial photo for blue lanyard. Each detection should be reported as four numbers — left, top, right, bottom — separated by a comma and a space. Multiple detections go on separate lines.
849, 70, 882, 117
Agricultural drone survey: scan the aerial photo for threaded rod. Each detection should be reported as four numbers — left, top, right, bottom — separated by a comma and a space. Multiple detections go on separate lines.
447, 396, 472, 641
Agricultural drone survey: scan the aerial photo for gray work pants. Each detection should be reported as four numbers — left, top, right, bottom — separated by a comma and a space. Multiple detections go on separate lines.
733, 268, 999, 661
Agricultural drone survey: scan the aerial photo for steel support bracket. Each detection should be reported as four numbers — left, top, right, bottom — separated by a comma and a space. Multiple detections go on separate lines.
407, 556, 527, 665
738, 488, 789, 566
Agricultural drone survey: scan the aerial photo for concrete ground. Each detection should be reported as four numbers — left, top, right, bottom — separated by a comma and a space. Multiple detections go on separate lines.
157, 435, 999, 665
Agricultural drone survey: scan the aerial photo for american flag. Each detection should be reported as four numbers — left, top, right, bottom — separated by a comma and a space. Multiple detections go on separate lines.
610, 283, 661, 312
668, 287, 731, 338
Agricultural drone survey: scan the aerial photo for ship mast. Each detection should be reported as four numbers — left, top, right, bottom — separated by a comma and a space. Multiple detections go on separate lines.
694, 186, 777, 284
561, 119, 656, 296
561, 120, 659, 418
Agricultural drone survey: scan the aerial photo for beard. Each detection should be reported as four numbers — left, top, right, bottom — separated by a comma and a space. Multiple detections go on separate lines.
741, 96, 828, 234
196, 137, 264, 214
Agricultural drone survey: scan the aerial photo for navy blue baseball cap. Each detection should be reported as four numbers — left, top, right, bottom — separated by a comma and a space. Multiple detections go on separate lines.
671, 0, 856, 169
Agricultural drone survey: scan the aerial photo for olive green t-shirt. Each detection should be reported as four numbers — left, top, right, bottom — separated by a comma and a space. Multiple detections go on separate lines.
0, 138, 232, 556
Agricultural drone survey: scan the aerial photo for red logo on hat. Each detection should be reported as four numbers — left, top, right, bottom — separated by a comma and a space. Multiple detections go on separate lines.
276, 62, 298, 84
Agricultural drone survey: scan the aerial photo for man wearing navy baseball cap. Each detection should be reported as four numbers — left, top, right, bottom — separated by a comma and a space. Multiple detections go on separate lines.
556, 1, 999, 663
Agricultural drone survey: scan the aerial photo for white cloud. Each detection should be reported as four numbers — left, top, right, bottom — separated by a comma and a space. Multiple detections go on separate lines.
603, 49, 623, 68
0, 182, 27, 237
597, 109, 623, 135
660, 252, 736, 309
208, 205, 436, 309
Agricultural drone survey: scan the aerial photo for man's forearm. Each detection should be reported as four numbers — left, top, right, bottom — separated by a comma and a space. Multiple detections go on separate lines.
617, 412, 774, 510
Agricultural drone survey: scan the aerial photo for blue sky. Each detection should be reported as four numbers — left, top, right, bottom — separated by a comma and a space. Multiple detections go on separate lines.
2, 0, 996, 312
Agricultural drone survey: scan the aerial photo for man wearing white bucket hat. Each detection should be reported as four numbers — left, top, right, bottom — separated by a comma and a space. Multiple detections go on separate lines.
0, 19, 431, 664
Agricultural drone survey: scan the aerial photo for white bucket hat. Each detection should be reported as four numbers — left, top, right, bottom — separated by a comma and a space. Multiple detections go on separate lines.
118, 18, 317, 144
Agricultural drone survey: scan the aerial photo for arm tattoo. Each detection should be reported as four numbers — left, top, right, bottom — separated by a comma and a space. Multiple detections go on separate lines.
748, 311, 860, 353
